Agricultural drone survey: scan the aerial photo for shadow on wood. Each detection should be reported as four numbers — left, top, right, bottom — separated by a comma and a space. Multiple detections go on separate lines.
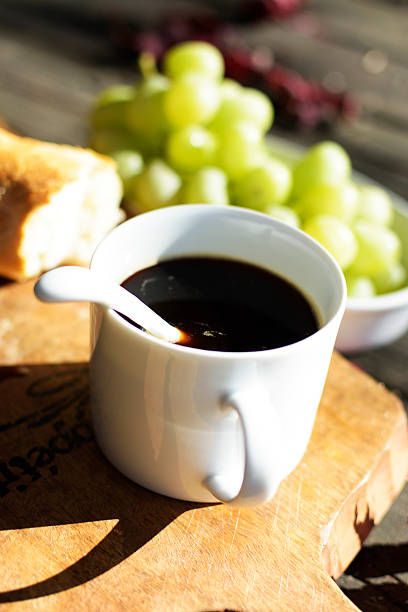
0, 353, 406, 611
0, 363, 203, 602
340, 542, 408, 611
341, 580, 408, 612
345, 542, 408, 581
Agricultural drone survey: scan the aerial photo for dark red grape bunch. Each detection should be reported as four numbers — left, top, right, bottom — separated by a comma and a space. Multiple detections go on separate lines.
108, 0, 357, 131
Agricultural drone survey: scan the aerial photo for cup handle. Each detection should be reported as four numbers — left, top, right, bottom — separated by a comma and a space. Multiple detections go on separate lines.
204, 388, 282, 507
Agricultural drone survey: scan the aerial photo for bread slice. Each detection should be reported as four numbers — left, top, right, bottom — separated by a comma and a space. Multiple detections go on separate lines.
0, 127, 123, 280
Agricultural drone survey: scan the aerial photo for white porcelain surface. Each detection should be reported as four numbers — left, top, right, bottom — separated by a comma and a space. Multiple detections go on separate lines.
34, 265, 180, 342
90, 205, 346, 507
268, 135, 408, 353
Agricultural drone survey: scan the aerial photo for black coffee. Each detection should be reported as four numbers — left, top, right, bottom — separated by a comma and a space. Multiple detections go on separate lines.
120, 256, 319, 352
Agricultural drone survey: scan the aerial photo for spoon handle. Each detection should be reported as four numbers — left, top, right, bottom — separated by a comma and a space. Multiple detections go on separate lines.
34, 266, 181, 343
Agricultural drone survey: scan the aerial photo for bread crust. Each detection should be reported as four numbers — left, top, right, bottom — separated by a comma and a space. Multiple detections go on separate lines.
0, 127, 121, 280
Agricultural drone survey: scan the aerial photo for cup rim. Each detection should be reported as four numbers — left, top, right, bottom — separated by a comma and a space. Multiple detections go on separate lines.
91, 204, 347, 359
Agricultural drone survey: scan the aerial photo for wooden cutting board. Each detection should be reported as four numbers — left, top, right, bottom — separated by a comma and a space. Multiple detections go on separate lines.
0, 279, 407, 611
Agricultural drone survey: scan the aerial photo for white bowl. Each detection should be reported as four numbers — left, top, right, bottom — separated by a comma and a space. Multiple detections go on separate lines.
268, 136, 408, 353
336, 196, 408, 352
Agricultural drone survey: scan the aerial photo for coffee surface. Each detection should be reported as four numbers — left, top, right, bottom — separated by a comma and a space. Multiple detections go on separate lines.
121, 256, 319, 352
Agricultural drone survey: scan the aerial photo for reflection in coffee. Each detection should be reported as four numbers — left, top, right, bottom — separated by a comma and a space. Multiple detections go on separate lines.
120, 256, 319, 352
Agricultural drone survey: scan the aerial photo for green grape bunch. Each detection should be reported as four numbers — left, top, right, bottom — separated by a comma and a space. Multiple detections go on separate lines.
89, 40, 407, 298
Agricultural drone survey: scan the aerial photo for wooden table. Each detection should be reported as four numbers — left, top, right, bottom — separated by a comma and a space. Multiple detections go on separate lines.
0, 1, 407, 610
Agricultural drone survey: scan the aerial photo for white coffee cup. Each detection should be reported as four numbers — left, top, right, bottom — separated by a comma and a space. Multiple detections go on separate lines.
90, 205, 346, 507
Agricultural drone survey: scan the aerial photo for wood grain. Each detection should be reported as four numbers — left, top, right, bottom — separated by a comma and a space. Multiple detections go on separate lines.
0, 281, 407, 610
0, 279, 89, 365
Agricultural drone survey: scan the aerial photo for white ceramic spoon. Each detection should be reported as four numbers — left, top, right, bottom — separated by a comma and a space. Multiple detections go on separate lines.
34, 265, 182, 343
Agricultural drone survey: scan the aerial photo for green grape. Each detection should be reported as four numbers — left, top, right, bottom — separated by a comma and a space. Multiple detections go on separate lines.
303, 215, 358, 270
163, 41, 224, 81
296, 182, 359, 223
94, 84, 136, 108
90, 101, 132, 132
211, 87, 273, 133
292, 141, 351, 199
90, 85, 136, 131
349, 220, 401, 276
125, 74, 170, 157
111, 150, 144, 191
355, 184, 394, 226
372, 262, 407, 294
165, 125, 217, 173
129, 159, 181, 213
345, 273, 376, 298
216, 121, 262, 180
220, 79, 242, 100
90, 129, 140, 155
164, 73, 220, 128
265, 205, 300, 228
180, 167, 229, 205
234, 158, 292, 209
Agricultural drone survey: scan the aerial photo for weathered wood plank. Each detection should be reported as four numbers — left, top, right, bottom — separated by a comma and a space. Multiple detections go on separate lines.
310, 0, 408, 65
244, 22, 408, 112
